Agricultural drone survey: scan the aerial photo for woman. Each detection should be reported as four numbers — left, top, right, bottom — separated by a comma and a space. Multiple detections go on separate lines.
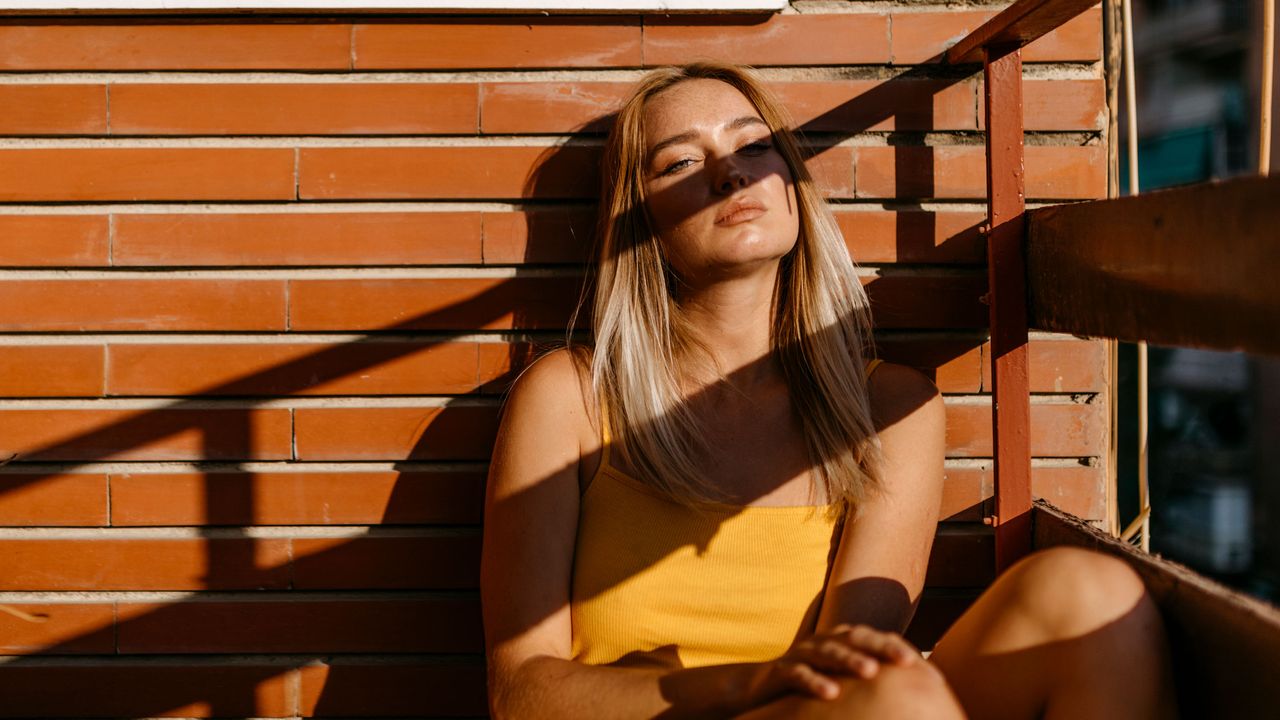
481, 62, 1175, 719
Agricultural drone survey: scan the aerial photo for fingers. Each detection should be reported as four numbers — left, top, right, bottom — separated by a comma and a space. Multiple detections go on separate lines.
777, 659, 841, 700
833, 624, 920, 665
792, 639, 880, 679
770, 626, 924, 703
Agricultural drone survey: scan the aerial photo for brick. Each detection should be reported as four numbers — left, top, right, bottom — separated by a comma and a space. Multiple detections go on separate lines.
287, 275, 981, 332
288, 277, 585, 331
477, 341, 550, 395
0, 23, 350, 70
0, 148, 295, 202
484, 208, 987, 267
940, 466, 988, 521
890, 7, 1103, 64
0, 215, 109, 266
779, 79, 977, 132
1023, 7, 1104, 63
354, 17, 641, 69
292, 535, 479, 589
945, 400, 1107, 458
854, 145, 1107, 200
805, 145, 857, 198
0, 603, 115, 654
0, 279, 286, 331
109, 470, 485, 526
115, 211, 481, 266
937, 464, 1107, 522
481, 81, 629, 134
643, 14, 891, 66
0, 344, 104, 397
864, 273, 989, 329
983, 338, 1109, 393
480, 79, 976, 136
110, 83, 478, 135
298, 145, 598, 200
1032, 464, 1107, 519
301, 144, 860, 201
479, 338, 983, 398
299, 659, 488, 718
293, 405, 500, 461
107, 341, 480, 396
1002, 79, 1107, 132
855, 146, 982, 199
117, 596, 480, 653
482, 209, 596, 264
0, 538, 290, 590
0, 473, 108, 526
835, 209, 986, 264
0, 84, 106, 134
874, 338, 984, 393
0, 663, 295, 718
0, 408, 293, 462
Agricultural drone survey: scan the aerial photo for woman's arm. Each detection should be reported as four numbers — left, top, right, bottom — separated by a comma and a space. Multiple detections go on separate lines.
482, 349, 814, 719
815, 362, 947, 635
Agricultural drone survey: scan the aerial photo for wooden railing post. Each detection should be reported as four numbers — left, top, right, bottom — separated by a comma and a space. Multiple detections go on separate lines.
983, 43, 1033, 572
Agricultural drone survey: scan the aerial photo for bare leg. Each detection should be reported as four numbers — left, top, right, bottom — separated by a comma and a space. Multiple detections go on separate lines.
735, 662, 966, 720
930, 546, 1177, 720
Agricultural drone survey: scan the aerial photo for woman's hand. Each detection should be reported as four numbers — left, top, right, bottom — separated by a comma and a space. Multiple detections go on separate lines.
742, 624, 922, 705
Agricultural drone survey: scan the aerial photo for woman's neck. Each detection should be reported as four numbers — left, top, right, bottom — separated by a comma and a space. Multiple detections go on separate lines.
675, 265, 782, 394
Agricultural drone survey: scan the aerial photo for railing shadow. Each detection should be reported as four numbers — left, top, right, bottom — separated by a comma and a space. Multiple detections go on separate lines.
0, 61, 990, 718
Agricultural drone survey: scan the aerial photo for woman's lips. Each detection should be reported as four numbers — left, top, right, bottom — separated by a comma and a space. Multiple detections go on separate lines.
715, 199, 766, 226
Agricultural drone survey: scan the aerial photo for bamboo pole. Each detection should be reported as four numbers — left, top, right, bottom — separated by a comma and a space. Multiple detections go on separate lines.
1262, 0, 1274, 175
1117, 0, 1151, 552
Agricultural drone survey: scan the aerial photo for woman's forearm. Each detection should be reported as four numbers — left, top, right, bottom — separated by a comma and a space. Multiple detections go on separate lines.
494, 654, 769, 720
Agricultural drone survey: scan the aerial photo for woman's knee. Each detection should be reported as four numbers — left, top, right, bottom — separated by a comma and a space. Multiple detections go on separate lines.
1002, 546, 1153, 636
829, 662, 965, 719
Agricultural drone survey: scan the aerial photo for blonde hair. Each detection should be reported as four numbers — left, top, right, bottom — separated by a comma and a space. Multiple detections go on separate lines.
577, 62, 882, 515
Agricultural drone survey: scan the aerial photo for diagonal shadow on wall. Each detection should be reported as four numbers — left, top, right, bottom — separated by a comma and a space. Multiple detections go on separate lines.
0, 62, 991, 718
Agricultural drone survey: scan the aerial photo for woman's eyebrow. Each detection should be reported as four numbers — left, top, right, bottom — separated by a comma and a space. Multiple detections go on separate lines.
647, 116, 768, 163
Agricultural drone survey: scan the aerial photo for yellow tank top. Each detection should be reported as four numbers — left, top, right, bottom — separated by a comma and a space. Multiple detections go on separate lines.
569, 359, 882, 669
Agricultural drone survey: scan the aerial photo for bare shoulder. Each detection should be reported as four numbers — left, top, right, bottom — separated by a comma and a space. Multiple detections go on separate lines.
866, 361, 944, 435
507, 346, 592, 410
497, 346, 597, 470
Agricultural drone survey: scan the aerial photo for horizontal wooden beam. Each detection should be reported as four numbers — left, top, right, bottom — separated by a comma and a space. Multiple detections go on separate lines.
1025, 174, 1280, 356
944, 0, 1101, 64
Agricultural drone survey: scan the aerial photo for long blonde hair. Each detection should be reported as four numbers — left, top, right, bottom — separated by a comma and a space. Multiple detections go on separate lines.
579, 62, 882, 515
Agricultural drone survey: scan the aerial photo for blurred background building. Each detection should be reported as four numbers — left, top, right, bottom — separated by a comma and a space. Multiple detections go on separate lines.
1118, 0, 1279, 599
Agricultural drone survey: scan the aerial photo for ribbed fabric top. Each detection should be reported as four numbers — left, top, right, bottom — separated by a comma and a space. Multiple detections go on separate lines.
569, 359, 882, 669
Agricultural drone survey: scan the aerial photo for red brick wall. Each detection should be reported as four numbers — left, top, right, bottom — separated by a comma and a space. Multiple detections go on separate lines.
0, 6, 1108, 717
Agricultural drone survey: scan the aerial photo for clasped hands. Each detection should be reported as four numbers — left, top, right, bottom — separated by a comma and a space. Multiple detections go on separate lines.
748, 624, 922, 703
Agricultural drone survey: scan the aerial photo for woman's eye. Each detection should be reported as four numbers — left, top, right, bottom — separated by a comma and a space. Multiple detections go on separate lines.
659, 158, 694, 176
740, 140, 772, 154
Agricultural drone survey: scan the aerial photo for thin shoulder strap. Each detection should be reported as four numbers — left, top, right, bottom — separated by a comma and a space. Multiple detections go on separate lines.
598, 394, 612, 470
864, 357, 884, 380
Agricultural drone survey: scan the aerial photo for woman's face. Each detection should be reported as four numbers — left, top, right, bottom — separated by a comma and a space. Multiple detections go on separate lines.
640, 78, 800, 286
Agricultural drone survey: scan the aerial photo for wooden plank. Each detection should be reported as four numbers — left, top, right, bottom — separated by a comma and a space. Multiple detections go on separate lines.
1026, 175, 1280, 356
984, 44, 1033, 572
1033, 501, 1280, 717
945, 0, 1102, 64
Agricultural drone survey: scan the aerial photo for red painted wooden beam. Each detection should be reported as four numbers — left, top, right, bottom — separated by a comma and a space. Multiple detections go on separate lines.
983, 43, 1033, 572
945, 0, 1101, 64
1025, 175, 1280, 356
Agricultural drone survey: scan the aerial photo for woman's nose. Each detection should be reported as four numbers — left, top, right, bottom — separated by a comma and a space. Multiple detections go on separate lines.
715, 161, 750, 195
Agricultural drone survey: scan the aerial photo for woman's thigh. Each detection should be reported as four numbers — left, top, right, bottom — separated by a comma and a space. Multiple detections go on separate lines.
734, 662, 965, 720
